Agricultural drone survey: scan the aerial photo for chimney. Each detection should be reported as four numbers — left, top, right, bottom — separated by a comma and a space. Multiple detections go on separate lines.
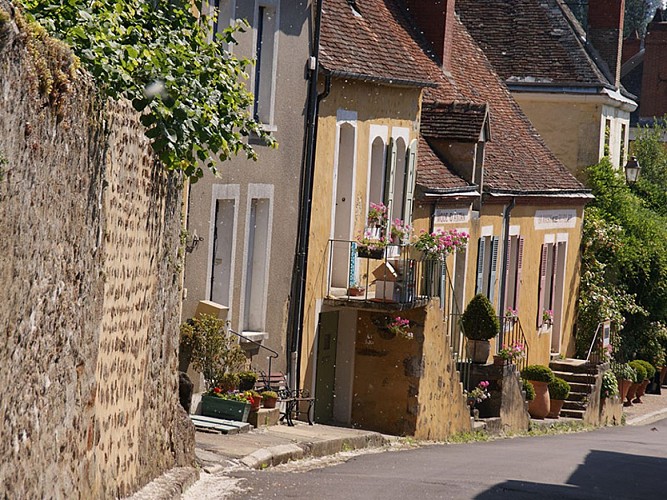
587, 0, 625, 88
403, 0, 456, 70
621, 30, 641, 65
639, 9, 667, 120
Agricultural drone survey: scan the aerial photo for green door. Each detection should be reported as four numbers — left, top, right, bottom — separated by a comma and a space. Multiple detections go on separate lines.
314, 311, 339, 423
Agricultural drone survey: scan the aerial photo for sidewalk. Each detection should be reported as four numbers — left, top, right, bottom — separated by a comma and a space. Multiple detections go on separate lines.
623, 387, 667, 426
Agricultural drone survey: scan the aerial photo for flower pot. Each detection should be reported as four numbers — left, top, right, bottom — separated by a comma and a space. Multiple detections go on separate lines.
358, 245, 384, 260
347, 287, 365, 297
625, 382, 639, 406
201, 395, 250, 422
262, 396, 278, 409
250, 396, 262, 412
633, 379, 650, 403
661, 366, 667, 387
493, 355, 509, 367
239, 379, 256, 391
527, 380, 550, 419
547, 399, 565, 419
466, 339, 491, 364
618, 378, 633, 402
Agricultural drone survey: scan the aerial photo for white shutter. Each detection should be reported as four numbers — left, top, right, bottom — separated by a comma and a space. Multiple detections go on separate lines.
403, 139, 418, 226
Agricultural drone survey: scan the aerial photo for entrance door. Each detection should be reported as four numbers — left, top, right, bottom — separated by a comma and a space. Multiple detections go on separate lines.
314, 311, 339, 423
331, 124, 355, 288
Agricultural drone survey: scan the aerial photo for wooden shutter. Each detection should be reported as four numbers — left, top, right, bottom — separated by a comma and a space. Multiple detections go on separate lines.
514, 236, 525, 311
537, 243, 549, 327
488, 236, 499, 304
503, 236, 513, 309
475, 237, 486, 294
550, 242, 559, 311
383, 138, 397, 222
403, 139, 417, 226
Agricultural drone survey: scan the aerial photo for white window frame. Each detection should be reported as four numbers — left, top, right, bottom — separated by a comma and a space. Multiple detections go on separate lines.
251, 0, 280, 129
238, 184, 274, 336
206, 184, 240, 311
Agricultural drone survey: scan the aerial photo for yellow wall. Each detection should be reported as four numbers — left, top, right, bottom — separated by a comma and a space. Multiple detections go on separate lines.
300, 78, 422, 389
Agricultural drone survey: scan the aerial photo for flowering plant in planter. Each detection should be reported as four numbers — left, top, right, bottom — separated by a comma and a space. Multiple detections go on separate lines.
387, 316, 412, 339
367, 202, 387, 227
497, 341, 526, 363
413, 228, 469, 260
390, 218, 412, 244
505, 307, 518, 321
357, 227, 389, 250
542, 309, 554, 326
206, 388, 251, 402
466, 380, 490, 405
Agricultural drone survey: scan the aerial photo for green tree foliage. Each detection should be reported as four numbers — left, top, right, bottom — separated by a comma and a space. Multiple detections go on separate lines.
17, 0, 275, 180
577, 143, 667, 361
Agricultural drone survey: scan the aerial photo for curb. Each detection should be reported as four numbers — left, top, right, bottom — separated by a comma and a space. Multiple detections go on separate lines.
124, 466, 199, 500
625, 408, 667, 426
240, 431, 388, 469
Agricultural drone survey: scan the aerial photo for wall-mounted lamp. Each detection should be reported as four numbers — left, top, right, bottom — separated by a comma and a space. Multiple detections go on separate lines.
185, 231, 204, 253
624, 156, 641, 185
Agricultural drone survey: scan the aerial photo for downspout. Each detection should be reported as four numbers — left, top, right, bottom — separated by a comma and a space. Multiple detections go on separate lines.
287, 0, 325, 391
498, 197, 516, 340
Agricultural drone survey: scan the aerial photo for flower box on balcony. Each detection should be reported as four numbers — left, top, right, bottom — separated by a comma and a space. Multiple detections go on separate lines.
358, 245, 385, 260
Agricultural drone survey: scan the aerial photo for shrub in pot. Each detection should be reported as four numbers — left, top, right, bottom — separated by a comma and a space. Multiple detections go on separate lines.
521, 365, 555, 419
238, 370, 259, 391
612, 363, 635, 403
634, 360, 655, 401
547, 377, 571, 418
261, 390, 279, 409
522, 379, 536, 401
628, 361, 647, 405
461, 294, 500, 364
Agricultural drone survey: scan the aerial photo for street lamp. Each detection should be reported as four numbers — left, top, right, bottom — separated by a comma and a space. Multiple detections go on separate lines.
624, 156, 641, 185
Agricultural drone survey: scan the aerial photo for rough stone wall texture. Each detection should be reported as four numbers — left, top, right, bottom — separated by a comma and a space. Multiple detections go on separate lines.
0, 6, 193, 498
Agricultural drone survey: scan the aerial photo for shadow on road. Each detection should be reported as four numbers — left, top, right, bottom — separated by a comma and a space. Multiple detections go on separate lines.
475, 449, 667, 499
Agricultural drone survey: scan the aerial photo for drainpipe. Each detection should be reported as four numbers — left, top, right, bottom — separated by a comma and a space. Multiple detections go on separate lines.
497, 197, 516, 339
287, 0, 325, 391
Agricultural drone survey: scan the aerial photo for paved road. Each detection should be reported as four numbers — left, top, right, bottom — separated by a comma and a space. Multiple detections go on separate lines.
223, 418, 667, 499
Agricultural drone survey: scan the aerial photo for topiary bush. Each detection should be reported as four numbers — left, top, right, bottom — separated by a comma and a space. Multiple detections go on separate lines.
629, 360, 647, 382
635, 360, 656, 380
612, 363, 636, 382
521, 365, 555, 383
548, 377, 571, 400
522, 379, 536, 401
461, 294, 500, 341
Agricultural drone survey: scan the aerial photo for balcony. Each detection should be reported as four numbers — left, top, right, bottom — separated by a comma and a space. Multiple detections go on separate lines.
325, 239, 442, 310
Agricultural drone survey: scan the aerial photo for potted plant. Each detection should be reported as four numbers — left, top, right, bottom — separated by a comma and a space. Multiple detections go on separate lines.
612, 363, 635, 403
633, 360, 655, 402
542, 309, 553, 328
521, 365, 555, 419
494, 341, 526, 366
217, 372, 240, 393
356, 228, 389, 259
461, 294, 500, 364
238, 371, 259, 391
246, 390, 263, 411
465, 381, 490, 419
547, 377, 571, 418
600, 371, 619, 403
390, 218, 412, 245
201, 388, 252, 422
261, 390, 279, 409
413, 228, 469, 261
347, 280, 365, 297
387, 316, 413, 340
180, 314, 246, 391
627, 360, 647, 406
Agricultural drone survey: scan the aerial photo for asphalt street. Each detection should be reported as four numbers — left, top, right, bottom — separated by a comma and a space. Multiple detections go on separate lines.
223, 418, 667, 499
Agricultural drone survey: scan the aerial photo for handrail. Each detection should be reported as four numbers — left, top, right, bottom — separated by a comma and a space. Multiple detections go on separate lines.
228, 328, 279, 384
499, 316, 530, 372
585, 322, 603, 362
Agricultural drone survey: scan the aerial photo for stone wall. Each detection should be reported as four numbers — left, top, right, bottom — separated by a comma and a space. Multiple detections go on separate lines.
0, 5, 194, 498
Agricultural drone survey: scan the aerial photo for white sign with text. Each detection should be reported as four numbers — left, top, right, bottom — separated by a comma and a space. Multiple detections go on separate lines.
534, 209, 577, 230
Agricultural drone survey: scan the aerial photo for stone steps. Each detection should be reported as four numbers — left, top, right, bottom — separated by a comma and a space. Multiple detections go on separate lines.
549, 359, 596, 421
560, 408, 586, 419
552, 370, 596, 384
567, 391, 589, 402
562, 401, 587, 411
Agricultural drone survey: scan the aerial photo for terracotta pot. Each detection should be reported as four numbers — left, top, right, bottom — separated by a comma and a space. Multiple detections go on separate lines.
250, 396, 262, 412
625, 382, 639, 406
618, 379, 632, 402
466, 339, 491, 364
633, 379, 650, 403
262, 396, 277, 409
661, 366, 667, 386
527, 380, 550, 419
493, 355, 509, 367
547, 399, 564, 419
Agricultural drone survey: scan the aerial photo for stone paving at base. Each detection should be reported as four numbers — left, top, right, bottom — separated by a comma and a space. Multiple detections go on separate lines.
622, 386, 667, 425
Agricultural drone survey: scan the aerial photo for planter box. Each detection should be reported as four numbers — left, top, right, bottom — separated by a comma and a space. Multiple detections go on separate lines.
201, 395, 250, 422
358, 245, 385, 260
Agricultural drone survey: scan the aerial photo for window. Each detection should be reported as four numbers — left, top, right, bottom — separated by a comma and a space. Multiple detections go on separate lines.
620, 123, 627, 165
242, 190, 273, 333
537, 241, 566, 328
253, 1, 279, 125
475, 235, 499, 303
603, 118, 612, 157
210, 198, 236, 307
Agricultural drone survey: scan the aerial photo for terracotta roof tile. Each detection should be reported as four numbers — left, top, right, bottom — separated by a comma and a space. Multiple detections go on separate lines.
416, 136, 471, 191
456, 0, 611, 87
421, 102, 488, 142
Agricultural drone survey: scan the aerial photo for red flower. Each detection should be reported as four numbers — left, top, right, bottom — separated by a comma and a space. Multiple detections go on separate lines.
213, 387, 222, 394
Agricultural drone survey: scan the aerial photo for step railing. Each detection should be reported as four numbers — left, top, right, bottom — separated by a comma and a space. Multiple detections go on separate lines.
498, 316, 530, 373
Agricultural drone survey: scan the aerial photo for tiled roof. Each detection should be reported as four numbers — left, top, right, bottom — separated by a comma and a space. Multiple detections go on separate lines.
422, 17, 585, 193
456, 0, 611, 88
416, 136, 471, 191
421, 102, 488, 142
319, 0, 437, 87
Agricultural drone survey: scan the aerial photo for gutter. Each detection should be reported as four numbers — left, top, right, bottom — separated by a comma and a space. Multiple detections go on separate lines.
485, 189, 594, 199
287, 0, 324, 391
320, 68, 437, 89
